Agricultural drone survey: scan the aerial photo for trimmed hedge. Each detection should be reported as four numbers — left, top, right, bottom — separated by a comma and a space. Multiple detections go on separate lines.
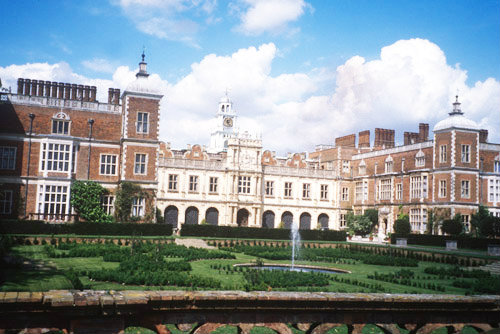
180, 224, 346, 241
390, 233, 500, 250
0, 219, 173, 236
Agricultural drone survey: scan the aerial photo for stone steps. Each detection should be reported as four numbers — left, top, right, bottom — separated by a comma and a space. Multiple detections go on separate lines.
175, 238, 215, 249
479, 261, 500, 275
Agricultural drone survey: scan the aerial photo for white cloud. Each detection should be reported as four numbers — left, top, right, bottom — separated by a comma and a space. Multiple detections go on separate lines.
234, 0, 309, 35
113, 0, 218, 47
160, 39, 499, 153
1, 39, 499, 154
82, 58, 116, 74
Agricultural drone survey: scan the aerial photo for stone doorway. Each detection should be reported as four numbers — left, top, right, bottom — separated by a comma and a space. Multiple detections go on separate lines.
237, 208, 250, 227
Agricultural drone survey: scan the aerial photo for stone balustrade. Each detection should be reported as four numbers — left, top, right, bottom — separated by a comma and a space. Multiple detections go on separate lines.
1, 291, 499, 334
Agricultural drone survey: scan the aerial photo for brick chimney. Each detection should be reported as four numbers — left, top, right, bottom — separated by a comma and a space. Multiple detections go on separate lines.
479, 129, 488, 143
374, 128, 395, 149
90, 86, 97, 102
37, 80, 44, 96
31, 80, 38, 96
64, 83, 71, 99
404, 132, 419, 145
108, 88, 113, 104
419, 123, 429, 142
24, 79, 31, 95
335, 134, 356, 147
17, 78, 24, 95
358, 130, 370, 148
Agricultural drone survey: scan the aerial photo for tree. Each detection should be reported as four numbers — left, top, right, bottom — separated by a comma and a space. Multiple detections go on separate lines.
70, 181, 112, 223
394, 214, 411, 235
441, 214, 463, 236
346, 213, 372, 236
471, 205, 495, 237
363, 209, 378, 231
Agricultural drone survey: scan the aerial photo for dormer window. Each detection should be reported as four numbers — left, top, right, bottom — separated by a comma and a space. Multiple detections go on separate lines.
52, 111, 70, 135
415, 150, 425, 167
385, 156, 393, 173
494, 156, 500, 173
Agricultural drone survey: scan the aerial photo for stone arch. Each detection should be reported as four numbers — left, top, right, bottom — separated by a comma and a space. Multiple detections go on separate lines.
281, 211, 293, 229
237, 208, 250, 227
299, 212, 311, 230
318, 213, 329, 230
262, 210, 275, 228
185, 206, 199, 225
205, 207, 219, 226
164, 205, 178, 225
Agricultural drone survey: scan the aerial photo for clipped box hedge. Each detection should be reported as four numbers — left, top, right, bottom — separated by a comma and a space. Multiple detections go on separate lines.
390, 233, 500, 250
180, 224, 346, 241
0, 219, 173, 236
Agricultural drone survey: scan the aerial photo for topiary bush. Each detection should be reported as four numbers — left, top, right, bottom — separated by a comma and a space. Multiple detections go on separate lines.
441, 214, 463, 236
394, 216, 411, 235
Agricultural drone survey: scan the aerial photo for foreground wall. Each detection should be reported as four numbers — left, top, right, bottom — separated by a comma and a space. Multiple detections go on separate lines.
1, 291, 499, 334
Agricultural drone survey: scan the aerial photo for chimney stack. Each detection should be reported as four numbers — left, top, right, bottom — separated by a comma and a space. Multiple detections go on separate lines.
17, 78, 24, 95
479, 129, 488, 143
108, 88, 113, 104
64, 83, 71, 99
45, 81, 51, 97
419, 123, 429, 142
71, 84, 77, 100
90, 86, 97, 102
374, 128, 395, 149
31, 80, 38, 96
358, 130, 370, 148
24, 79, 31, 95
37, 80, 44, 96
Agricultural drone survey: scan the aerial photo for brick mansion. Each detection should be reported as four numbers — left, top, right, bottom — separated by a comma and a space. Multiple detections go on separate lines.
1, 57, 499, 236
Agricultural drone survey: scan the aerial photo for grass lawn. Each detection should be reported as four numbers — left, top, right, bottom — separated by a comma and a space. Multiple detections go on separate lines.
1, 243, 485, 295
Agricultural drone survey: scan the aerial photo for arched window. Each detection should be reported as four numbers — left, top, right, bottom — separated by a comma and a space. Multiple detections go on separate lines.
415, 150, 425, 167
164, 206, 178, 225
185, 207, 199, 225
262, 210, 275, 228
318, 213, 329, 230
205, 207, 219, 225
281, 211, 293, 229
385, 156, 393, 173
299, 212, 311, 230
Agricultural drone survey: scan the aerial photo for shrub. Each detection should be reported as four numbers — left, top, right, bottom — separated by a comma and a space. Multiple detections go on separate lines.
346, 213, 372, 236
0, 220, 173, 236
394, 216, 411, 235
180, 224, 346, 241
441, 214, 463, 236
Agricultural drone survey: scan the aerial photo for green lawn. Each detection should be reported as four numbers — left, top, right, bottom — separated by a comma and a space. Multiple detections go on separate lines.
1, 243, 489, 295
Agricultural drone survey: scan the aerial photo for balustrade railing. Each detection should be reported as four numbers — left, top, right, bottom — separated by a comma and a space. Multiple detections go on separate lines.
4, 94, 121, 113
28, 212, 78, 222
1, 291, 498, 334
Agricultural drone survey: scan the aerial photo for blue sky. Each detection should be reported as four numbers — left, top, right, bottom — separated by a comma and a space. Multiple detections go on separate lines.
1, 0, 499, 152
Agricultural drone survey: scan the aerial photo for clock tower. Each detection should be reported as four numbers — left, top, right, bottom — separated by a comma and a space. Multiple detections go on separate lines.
208, 93, 237, 153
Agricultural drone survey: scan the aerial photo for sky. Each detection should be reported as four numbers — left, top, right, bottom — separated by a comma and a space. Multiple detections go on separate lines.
1, 0, 499, 154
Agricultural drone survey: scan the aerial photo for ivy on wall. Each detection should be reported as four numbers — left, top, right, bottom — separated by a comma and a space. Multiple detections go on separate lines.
70, 181, 113, 223
114, 181, 153, 223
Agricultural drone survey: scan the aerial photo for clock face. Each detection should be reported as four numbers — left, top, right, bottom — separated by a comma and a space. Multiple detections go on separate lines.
223, 117, 233, 127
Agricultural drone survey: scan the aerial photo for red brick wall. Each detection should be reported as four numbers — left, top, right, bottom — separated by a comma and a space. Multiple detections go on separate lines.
125, 96, 160, 140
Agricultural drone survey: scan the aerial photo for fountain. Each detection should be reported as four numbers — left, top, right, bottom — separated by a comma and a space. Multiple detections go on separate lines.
290, 222, 301, 270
